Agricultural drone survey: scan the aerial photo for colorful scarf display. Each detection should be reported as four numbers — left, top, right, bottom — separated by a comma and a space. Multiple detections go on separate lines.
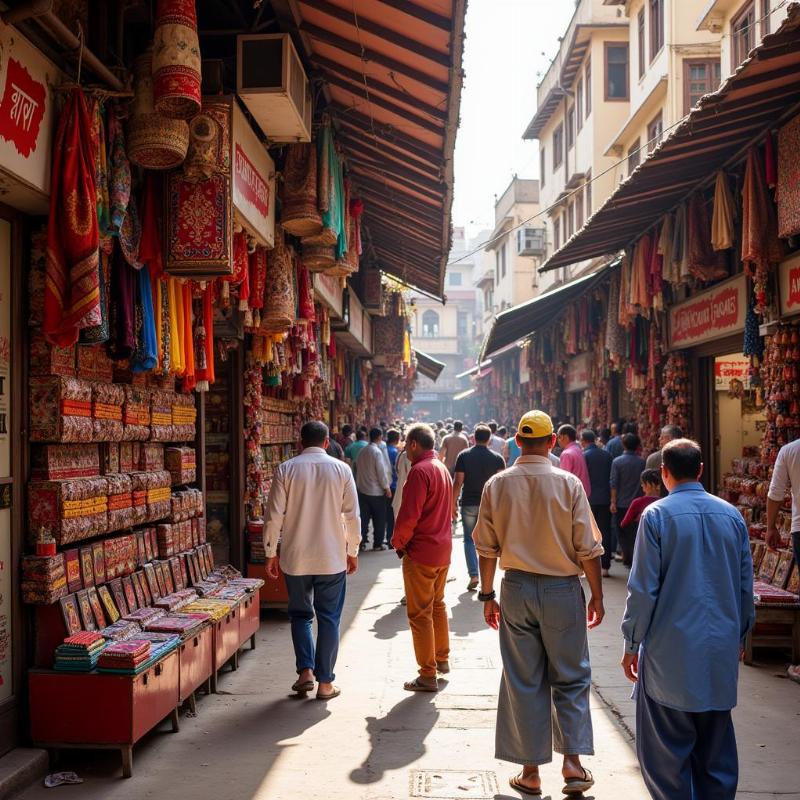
44, 89, 101, 347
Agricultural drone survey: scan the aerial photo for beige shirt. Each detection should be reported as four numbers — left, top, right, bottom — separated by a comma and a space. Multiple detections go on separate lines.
264, 448, 361, 575
472, 455, 604, 576
439, 432, 470, 472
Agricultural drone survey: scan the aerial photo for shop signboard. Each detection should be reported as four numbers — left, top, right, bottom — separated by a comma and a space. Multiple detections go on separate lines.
778, 253, 800, 319
565, 353, 590, 393
714, 354, 751, 391
335, 290, 372, 355
668, 274, 746, 350
313, 272, 343, 318
231, 101, 275, 248
0, 22, 60, 214
519, 346, 530, 385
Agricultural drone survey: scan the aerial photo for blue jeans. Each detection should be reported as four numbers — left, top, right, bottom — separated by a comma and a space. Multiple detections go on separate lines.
461, 506, 480, 578
284, 571, 346, 684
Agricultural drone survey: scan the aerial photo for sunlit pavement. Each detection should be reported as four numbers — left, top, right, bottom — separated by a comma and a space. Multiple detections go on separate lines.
19, 532, 799, 800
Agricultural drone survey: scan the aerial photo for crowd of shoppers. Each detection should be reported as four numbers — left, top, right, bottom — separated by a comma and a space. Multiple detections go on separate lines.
260, 410, 765, 799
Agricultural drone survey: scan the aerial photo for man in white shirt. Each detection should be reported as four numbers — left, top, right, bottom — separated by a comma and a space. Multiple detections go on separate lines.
264, 421, 361, 700
766, 437, 800, 681
488, 422, 506, 457
356, 428, 393, 551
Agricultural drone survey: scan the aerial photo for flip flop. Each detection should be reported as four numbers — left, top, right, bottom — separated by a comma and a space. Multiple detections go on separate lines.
316, 686, 341, 700
291, 679, 314, 693
508, 775, 542, 796
562, 767, 594, 795
403, 677, 438, 692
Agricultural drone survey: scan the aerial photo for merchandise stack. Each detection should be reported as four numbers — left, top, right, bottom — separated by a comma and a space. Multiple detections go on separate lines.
97, 640, 152, 674
54, 632, 107, 672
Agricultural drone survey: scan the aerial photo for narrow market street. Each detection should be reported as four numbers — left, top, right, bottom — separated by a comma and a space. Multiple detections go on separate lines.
18, 529, 800, 800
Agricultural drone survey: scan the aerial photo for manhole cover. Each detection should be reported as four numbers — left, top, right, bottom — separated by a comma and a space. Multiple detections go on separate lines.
410, 770, 499, 799
448, 654, 496, 669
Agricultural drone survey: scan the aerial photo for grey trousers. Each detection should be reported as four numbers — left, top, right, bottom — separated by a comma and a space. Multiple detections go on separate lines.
495, 570, 594, 765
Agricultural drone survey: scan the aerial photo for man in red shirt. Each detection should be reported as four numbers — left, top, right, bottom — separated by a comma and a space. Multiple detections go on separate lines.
392, 423, 453, 692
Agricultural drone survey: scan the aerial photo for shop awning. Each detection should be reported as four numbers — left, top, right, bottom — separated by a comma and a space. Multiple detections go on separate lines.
278, 0, 467, 299
413, 349, 446, 382
541, 4, 800, 271
455, 360, 492, 379
480, 264, 616, 359
453, 388, 476, 401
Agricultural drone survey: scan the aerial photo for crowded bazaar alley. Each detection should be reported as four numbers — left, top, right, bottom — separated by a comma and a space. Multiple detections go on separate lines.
3, 0, 800, 798
10, 533, 800, 800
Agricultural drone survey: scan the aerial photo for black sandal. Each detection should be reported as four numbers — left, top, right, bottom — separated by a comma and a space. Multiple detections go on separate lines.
508, 774, 542, 796
562, 767, 594, 795
291, 679, 314, 693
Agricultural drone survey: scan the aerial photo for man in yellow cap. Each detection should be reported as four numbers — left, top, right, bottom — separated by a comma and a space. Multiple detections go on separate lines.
472, 410, 605, 797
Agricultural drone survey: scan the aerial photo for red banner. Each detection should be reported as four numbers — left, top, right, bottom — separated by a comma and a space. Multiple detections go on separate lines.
669, 276, 746, 349
0, 57, 46, 158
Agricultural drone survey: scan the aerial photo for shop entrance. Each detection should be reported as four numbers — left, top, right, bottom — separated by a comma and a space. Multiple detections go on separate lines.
711, 352, 766, 492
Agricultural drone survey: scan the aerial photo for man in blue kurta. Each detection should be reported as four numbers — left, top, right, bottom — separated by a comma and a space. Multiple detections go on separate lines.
621, 438, 754, 800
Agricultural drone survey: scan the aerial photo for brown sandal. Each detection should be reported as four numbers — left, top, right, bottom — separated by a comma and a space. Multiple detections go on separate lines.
562, 767, 594, 795
508, 774, 542, 796
403, 677, 438, 692
316, 686, 341, 700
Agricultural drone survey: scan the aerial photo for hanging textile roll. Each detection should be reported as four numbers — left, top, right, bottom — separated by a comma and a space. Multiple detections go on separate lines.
44, 89, 101, 347
168, 277, 185, 374
711, 171, 736, 251
90, 99, 112, 252
182, 281, 196, 390
296, 258, 315, 322
686, 192, 727, 282
281, 143, 323, 237
194, 283, 215, 390
670, 203, 689, 282
777, 115, 800, 238
80, 250, 110, 345
107, 104, 132, 235
232, 232, 249, 311
248, 247, 267, 328
131, 265, 158, 372
128, 47, 190, 170
159, 278, 171, 375
657, 214, 676, 283
742, 146, 784, 278
261, 229, 295, 333
152, 0, 202, 120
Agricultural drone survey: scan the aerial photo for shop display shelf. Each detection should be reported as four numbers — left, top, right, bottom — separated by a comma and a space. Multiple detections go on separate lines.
178, 625, 214, 711
29, 650, 180, 778
744, 605, 800, 665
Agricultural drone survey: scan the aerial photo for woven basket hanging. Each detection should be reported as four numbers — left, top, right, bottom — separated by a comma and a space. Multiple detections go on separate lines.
128, 48, 190, 170
325, 215, 358, 278
152, 0, 202, 120
281, 143, 323, 238
301, 241, 336, 272
260, 229, 295, 333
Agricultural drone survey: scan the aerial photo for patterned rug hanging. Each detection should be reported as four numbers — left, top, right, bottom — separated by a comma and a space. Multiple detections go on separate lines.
152, 0, 202, 120
281, 143, 323, 237
260, 228, 295, 334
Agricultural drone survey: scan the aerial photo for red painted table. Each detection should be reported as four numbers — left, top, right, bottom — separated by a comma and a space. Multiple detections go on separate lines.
178, 625, 213, 711
29, 650, 180, 777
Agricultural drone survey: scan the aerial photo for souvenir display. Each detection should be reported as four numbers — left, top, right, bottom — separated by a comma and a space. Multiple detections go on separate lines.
99, 619, 141, 641
21, 554, 67, 604
31, 444, 99, 481
98, 584, 120, 623
54, 632, 107, 672
59, 595, 82, 636
152, 0, 201, 120
87, 587, 107, 629
122, 576, 138, 612
76, 590, 96, 631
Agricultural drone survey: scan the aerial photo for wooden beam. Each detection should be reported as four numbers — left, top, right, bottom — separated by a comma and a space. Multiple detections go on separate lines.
337, 129, 441, 181
358, 194, 443, 233
299, 0, 450, 67
374, 0, 452, 32
334, 113, 441, 167
347, 153, 444, 195
300, 23, 449, 93
323, 71, 444, 134
366, 218, 441, 247
312, 54, 447, 121
356, 179, 443, 216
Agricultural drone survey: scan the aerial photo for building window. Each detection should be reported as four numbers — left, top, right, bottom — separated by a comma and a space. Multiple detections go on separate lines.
649, 0, 664, 61
605, 43, 629, 100
575, 191, 584, 230
500, 243, 507, 278
554, 217, 561, 250
553, 123, 563, 169
637, 9, 645, 78
576, 78, 584, 131
585, 173, 592, 215
731, 2, 755, 70
421, 310, 439, 337
647, 112, 663, 151
566, 106, 575, 150
627, 139, 641, 175
567, 202, 575, 239
457, 311, 468, 337
449, 271, 462, 286
683, 60, 721, 112
761, 0, 771, 34
540, 146, 545, 186
585, 57, 592, 116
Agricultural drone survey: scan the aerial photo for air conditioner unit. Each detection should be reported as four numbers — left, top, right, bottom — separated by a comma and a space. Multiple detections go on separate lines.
236, 33, 312, 143
517, 227, 546, 256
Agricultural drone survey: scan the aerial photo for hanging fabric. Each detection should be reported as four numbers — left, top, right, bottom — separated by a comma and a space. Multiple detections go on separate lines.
108, 247, 136, 361
182, 281, 196, 389
89, 99, 111, 251
43, 88, 102, 347
671, 203, 690, 282
168, 277, 185, 374
741, 146, 783, 279
194, 283, 215, 390
657, 214, 675, 284
131, 265, 158, 371
106, 104, 132, 234
764, 130, 777, 189
711, 171, 736, 251
777, 114, 800, 238
686, 192, 727, 282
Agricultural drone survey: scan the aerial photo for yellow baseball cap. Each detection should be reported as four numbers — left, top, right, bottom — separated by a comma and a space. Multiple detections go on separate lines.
517, 410, 554, 439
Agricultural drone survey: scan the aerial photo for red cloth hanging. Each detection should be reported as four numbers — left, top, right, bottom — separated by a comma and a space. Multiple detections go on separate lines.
182, 281, 196, 390
248, 247, 267, 309
44, 89, 101, 346
296, 258, 315, 322
139, 172, 164, 278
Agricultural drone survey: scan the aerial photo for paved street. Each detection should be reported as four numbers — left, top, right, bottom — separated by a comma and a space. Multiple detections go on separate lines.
20, 531, 800, 800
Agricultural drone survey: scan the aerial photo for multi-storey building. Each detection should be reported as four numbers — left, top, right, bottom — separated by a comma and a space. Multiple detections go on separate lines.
603, 0, 722, 177
696, 0, 789, 71
523, 0, 631, 284
408, 228, 479, 419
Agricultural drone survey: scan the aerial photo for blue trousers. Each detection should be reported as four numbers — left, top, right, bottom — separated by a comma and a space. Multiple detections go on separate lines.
284, 572, 346, 684
461, 506, 480, 578
636, 658, 738, 800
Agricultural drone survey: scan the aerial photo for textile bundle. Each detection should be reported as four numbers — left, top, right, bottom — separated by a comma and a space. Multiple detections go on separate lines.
777, 115, 800, 238
44, 89, 101, 347
261, 231, 296, 333
282, 143, 323, 238
686, 192, 727, 282
152, 0, 201, 120
711, 171, 736, 251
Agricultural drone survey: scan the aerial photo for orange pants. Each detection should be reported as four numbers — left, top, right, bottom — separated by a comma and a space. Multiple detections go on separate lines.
402, 556, 450, 679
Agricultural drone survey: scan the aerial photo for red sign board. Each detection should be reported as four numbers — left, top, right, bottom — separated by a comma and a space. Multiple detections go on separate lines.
779, 253, 800, 318
0, 57, 46, 158
234, 143, 269, 218
668, 275, 746, 349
